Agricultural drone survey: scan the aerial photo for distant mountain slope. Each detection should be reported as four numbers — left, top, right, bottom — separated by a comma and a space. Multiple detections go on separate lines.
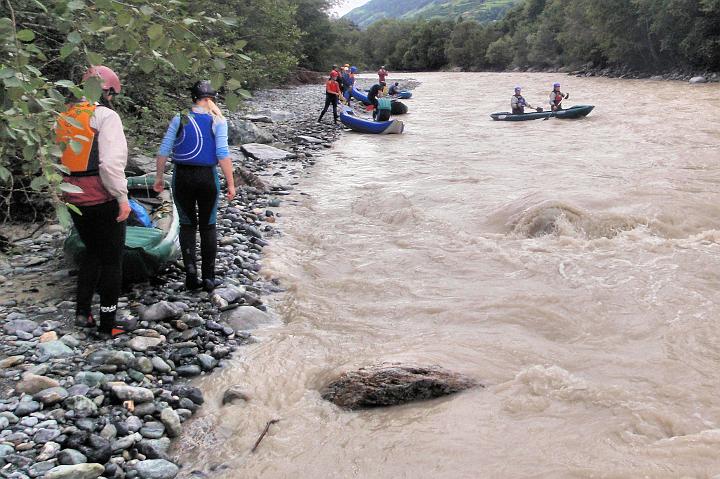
344, 0, 520, 28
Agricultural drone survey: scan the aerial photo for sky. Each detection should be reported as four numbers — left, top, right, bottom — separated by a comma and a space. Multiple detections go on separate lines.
331, 0, 371, 17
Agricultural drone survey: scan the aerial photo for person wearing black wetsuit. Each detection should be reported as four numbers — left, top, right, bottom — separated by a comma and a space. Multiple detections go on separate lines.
154, 81, 236, 292
367, 82, 386, 120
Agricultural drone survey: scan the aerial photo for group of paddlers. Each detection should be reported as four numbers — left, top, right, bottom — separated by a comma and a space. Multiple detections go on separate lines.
56, 66, 236, 337
318, 65, 400, 123
511, 82, 570, 114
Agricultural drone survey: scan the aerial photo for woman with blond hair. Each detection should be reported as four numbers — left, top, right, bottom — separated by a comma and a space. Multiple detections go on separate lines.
154, 80, 236, 292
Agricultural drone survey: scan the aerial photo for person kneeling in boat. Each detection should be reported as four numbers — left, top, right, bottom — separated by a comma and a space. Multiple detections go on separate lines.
511, 86, 539, 114
56, 66, 136, 337
388, 82, 400, 96
549, 82, 569, 111
154, 81, 236, 293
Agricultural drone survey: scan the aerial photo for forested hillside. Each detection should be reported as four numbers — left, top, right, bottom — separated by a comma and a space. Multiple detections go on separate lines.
348, 0, 720, 74
344, 0, 520, 28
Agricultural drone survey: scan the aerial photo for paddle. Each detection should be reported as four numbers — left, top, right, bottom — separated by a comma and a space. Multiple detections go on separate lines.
543, 93, 570, 120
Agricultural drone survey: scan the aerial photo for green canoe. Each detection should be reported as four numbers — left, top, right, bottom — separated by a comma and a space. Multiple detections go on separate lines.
490, 105, 595, 121
64, 176, 180, 283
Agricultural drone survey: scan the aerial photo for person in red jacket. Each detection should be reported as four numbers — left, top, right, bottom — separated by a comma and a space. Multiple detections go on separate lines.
378, 66, 388, 83
56, 66, 135, 337
318, 71, 342, 124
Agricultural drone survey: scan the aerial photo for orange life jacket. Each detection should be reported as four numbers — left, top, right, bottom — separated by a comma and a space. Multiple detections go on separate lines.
56, 102, 100, 176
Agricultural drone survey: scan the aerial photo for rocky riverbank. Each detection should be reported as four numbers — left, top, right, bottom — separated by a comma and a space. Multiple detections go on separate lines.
0, 81, 366, 479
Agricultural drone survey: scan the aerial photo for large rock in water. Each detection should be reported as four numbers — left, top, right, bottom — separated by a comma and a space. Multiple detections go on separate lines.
241, 143, 291, 162
321, 364, 479, 410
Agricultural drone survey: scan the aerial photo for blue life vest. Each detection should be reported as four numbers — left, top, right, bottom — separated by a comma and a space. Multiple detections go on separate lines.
173, 113, 217, 166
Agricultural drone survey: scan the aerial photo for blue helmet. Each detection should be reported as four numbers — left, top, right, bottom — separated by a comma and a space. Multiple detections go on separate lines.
350, 66, 358, 73
553, 82, 561, 88
514, 85, 522, 91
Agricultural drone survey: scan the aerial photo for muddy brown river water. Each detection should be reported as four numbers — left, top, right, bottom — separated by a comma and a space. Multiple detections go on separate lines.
177, 73, 720, 478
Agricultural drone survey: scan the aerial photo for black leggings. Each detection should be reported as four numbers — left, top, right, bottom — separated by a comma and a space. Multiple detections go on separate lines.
319, 93, 339, 121
70, 200, 125, 324
172, 164, 220, 280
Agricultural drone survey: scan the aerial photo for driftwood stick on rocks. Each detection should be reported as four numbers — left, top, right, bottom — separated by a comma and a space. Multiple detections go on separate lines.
251, 419, 280, 453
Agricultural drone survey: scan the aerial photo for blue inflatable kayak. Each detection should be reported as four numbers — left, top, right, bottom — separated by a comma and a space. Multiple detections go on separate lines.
339, 107, 404, 134
351, 86, 370, 104
490, 105, 594, 121
396, 91, 412, 99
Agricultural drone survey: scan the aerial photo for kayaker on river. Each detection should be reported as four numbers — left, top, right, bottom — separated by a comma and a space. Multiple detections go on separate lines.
389, 82, 400, 96
56, 66, 134, 337
318, 71, 343, 124
511, 86, 538, 114
154, 81, 236, 293
550, 82, 569, 111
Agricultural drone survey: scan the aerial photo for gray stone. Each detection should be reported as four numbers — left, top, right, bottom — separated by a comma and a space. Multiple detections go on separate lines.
29, 459, 57, 477
689, 76, 708, 84
59, 334, 80, 348
14, 400, 41, 416
57, 448, 87, 465
16, 373, 60, 395
37, 441, 61, 461
243, 114, 273, 123
0, 444, 14, 458
128, 336, 165, 352
321, 364, 480, 410
34, 427, 62, 443
135, 356, 154, 374
45, 463, 105, 479
160, 408, 181, 438
37, 340, 74, 360
196, 354, 217, 371
126, 415, 143, 432
241, 143, 290, 162
212, 285, 245, 304
110, 384, 154, 403
34, 387, 69, 405
64, 395, 98, 417
151, 356, 172, 373
222, 306, 275, 331
140, 421, 165, 439
140, 301, 184, 322
176, 365, 201, 377
296, 135, 323, 144
75, 371, 107, 388
67, 384, 90, 396
134, 459, 179, 479
100, 423, 117, 440
3, 319, 37, 335
88, 350, 135, 367
228, 119, 273, 145
136, 438, 170, 460
111, 434, 136, 453
127, 154, 156, 175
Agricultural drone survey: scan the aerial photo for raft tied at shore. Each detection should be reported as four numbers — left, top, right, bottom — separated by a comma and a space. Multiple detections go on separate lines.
339, 106, 404, 135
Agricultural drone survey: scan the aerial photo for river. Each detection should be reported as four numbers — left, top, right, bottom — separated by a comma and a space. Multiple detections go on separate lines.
176, 72, 720, 478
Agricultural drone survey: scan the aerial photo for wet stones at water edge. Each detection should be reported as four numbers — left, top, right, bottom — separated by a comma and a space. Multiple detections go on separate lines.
321, 364, 480, 410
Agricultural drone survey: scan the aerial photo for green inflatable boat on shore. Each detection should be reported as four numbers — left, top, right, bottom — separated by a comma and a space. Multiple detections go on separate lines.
64, 176, 180, 283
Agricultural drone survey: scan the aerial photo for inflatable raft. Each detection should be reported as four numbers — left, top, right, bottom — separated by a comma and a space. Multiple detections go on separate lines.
391, 100, 408, 115
64, 176, 180, 283
351, 86, 370, 104
396, 91, 412, 100
490, 105, 594, 121
339, 107, 404, 135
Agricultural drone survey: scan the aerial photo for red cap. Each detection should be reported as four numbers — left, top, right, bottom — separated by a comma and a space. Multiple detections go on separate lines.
330, 71, 339, 78
82, 65, 121, 93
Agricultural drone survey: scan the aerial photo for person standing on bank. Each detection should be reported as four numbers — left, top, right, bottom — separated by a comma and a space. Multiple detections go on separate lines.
154, 81, 236, 292
56, 65, 134, 337
318, 71, 343, 124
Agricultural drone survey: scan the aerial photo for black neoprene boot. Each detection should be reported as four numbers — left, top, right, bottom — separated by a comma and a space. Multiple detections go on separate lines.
199, 225, 220, 292
180, 224, 202, 290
